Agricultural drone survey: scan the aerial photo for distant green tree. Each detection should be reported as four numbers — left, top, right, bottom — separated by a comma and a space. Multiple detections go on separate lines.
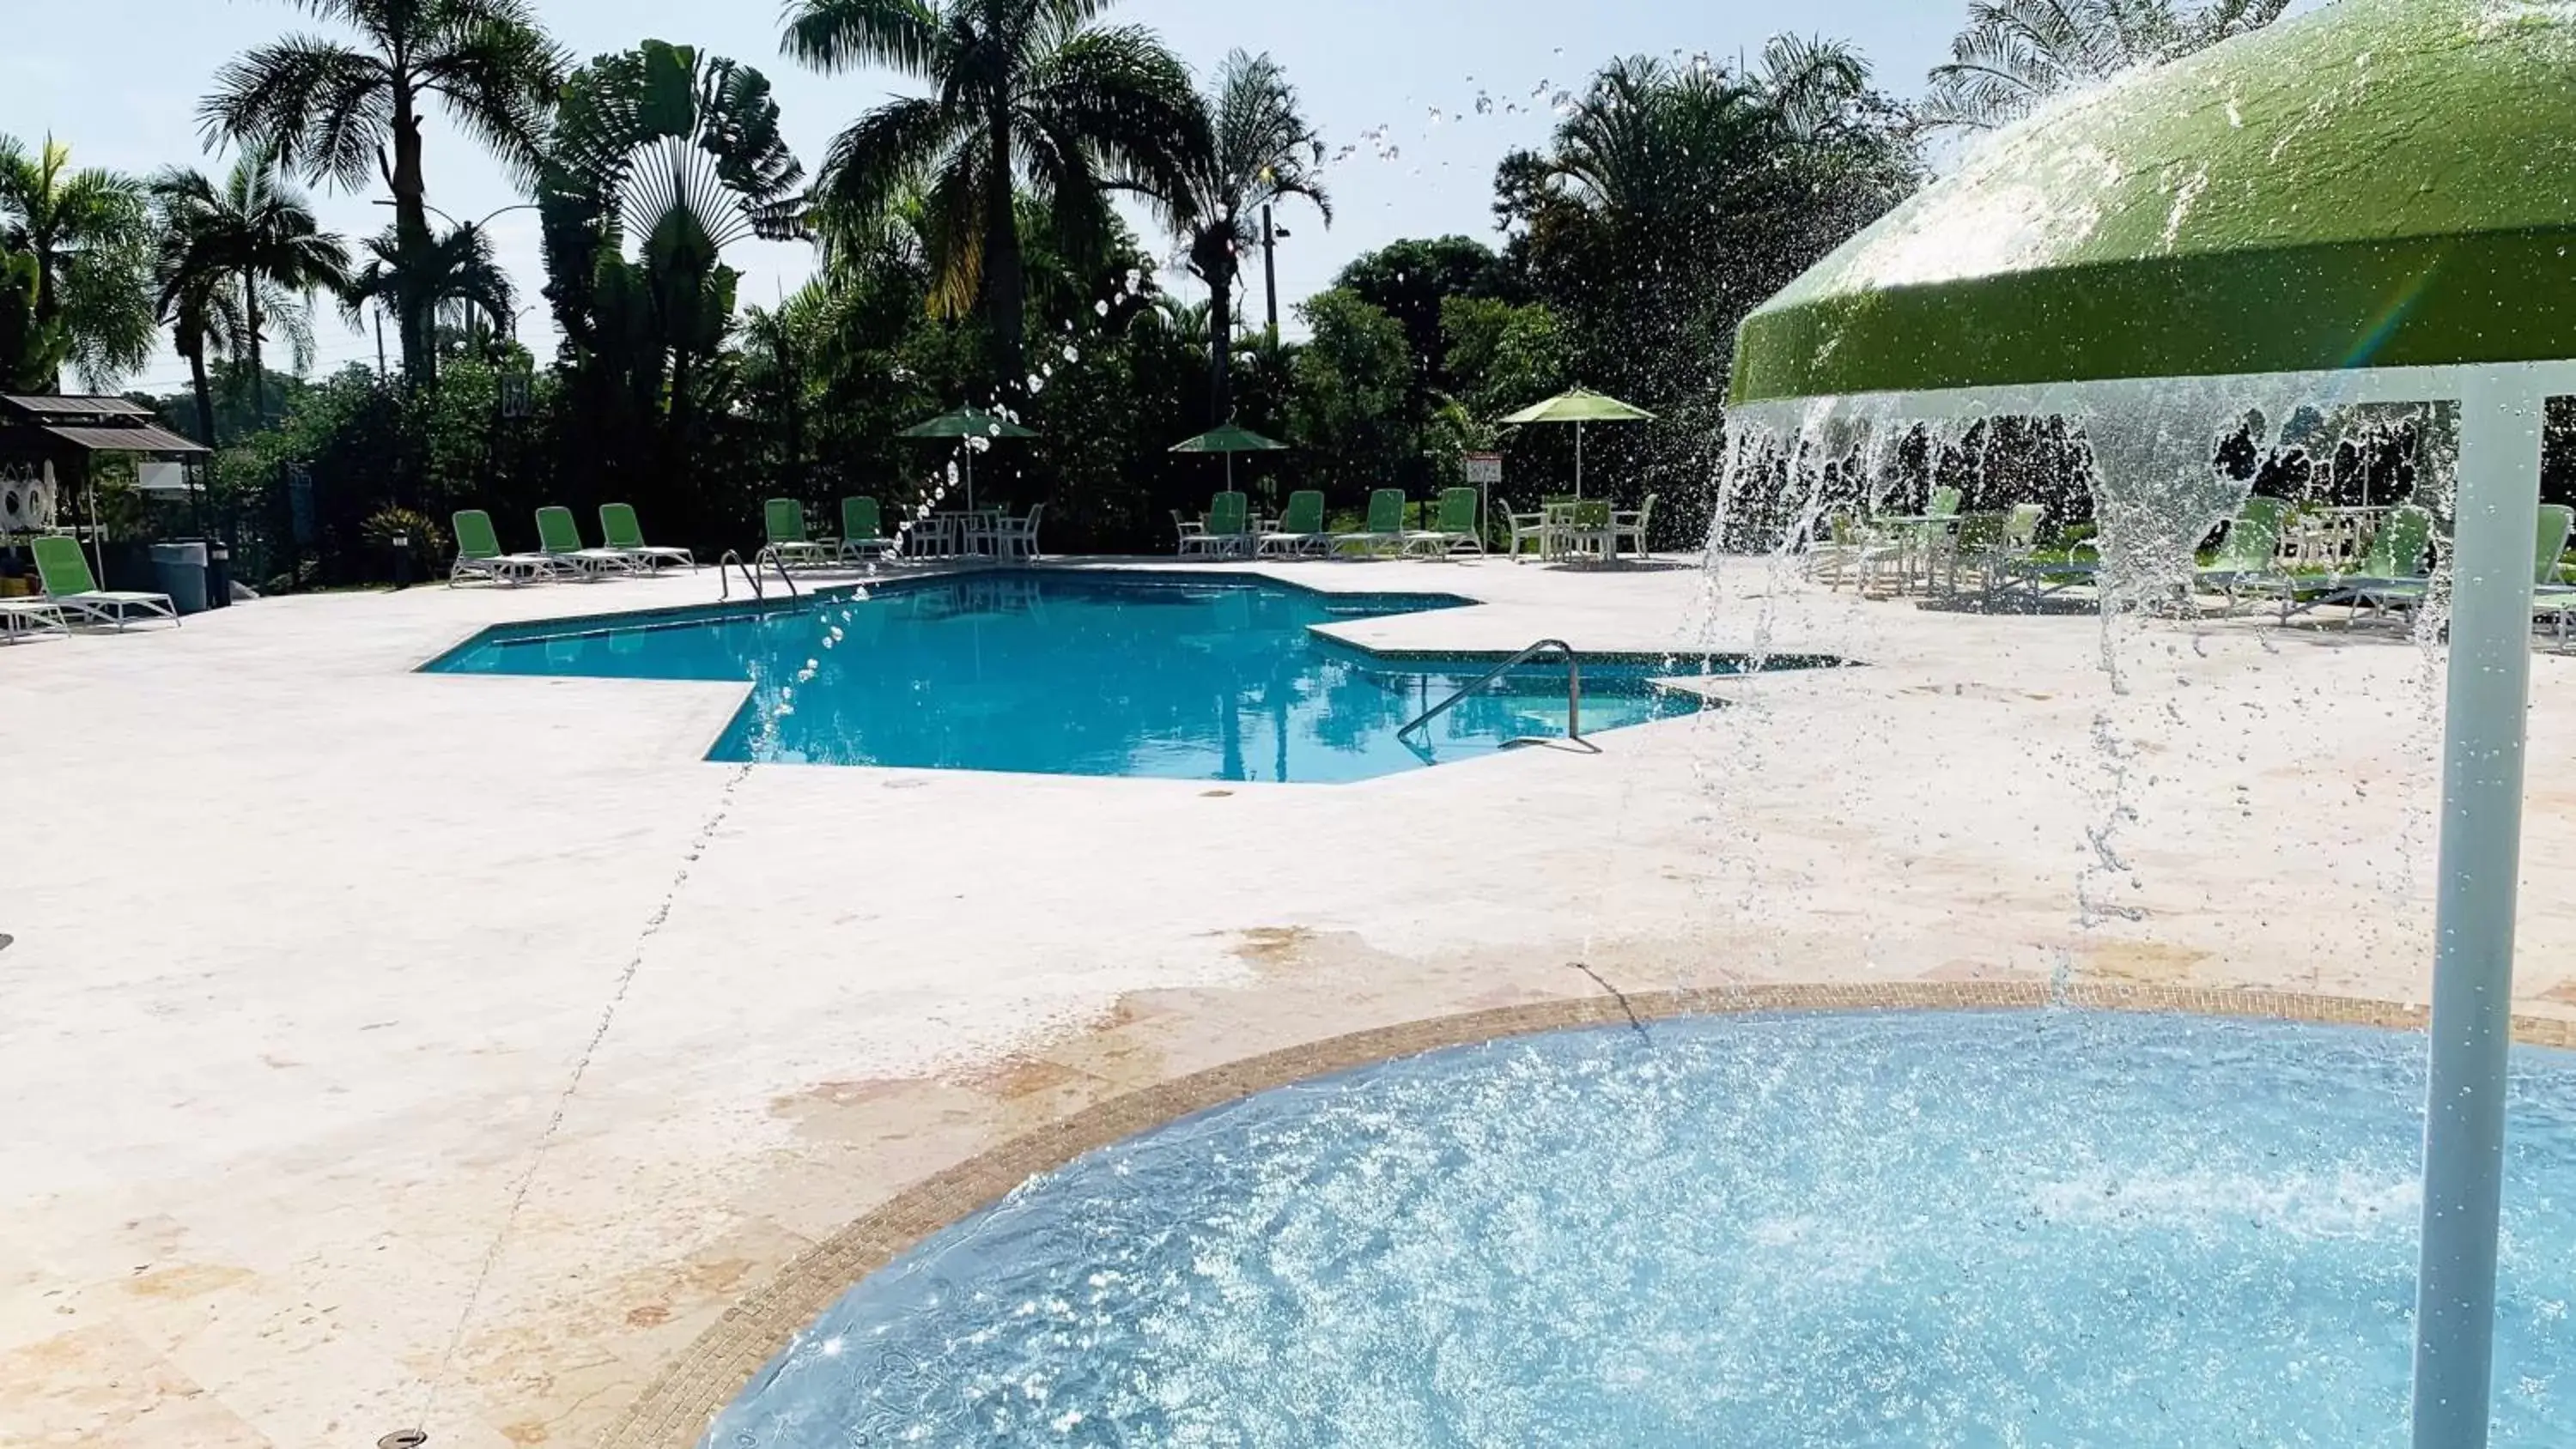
1333, 235, 1510, 397
1439, 295, 1571, 421
0, 134, 155, 390
1494, 40, 1917, 531
0, 247, 52, 392
1288, 288, 1413, 495
201, 0, 564, 381
783, 0, 1207, 389
1923, 0, 2293, 132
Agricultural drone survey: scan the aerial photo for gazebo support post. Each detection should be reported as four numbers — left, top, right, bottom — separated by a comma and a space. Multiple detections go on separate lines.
2413, 368, 2546, 1449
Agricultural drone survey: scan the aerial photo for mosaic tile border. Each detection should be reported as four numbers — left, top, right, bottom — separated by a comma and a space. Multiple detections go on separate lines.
596, 982, 2554, 1449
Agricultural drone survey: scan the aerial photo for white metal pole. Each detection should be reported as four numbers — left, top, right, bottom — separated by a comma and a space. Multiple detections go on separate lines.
1576, 421, 1585, 500
2412, 369, 2544, 1449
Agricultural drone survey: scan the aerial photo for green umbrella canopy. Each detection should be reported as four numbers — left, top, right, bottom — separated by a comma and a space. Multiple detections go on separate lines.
1731, 0, 2576, 405
1498, 387, 1657, 425
900, 405, 1034, 512
1170, 422, 1290, 453
899, 404, 1039, 439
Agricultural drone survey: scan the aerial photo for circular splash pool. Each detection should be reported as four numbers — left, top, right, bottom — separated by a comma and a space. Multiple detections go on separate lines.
708, 1011, 2576, 1446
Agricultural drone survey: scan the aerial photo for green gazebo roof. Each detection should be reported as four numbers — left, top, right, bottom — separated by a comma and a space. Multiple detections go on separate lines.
1730, 0, 2576, 406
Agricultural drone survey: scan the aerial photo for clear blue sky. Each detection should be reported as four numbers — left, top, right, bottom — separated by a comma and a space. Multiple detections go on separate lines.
9, 0, 1974, 394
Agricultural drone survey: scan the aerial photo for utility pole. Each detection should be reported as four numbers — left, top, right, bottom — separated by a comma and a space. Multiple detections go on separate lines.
1262, 204, 1283, 342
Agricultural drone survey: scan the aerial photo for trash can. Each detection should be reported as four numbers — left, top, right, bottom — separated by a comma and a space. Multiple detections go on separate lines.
149, 541, 210, 615
203, 541, 231, 609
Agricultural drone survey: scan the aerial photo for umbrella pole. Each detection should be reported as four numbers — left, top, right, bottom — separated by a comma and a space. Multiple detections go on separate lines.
1576, 421, 1585, 500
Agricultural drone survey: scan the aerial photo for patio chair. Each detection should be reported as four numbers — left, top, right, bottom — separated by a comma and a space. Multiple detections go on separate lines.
0, 596, 70, 641
1612, 494, 1659, 560
32, 535, 180, 628
1258, 490, 1331, 557
450, 509, 563, 587
1562, 500, 1616, 564
1504, 502, 1554, 563
534, 506, 639, 579
1935, 512, 2017, 596
1811, 512, 1900, 592
2192, 496, 2291, 615
598, 503, 696, 571
837, 497, 900, 563
987, 503, 1044, 561
758, 498, 833, 570
1172, 510, 1207, 555
1182, 491, 1252, 558
1333, 488, 1408, 557
1405, 487, 1485, 558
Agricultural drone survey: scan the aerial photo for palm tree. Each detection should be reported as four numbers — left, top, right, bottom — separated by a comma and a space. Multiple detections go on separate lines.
781, 0, 1207, 386
147, 195, 249, 450
542, 40, 805, 455
150, 148, 351, 433
200, 0, 563, 381
342, 221, 515, 384
1923, 0, 2293, 132
0, 134, 156, 391
1169, 50, 1327, 418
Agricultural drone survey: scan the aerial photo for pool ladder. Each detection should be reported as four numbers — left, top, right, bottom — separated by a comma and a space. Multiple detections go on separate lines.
1397, 638, 1595, 752
717, 549, 799, 602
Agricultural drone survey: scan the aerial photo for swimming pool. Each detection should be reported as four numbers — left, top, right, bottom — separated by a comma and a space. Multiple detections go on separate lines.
703, 1010, 2576, 1446
428, 572, 1757, 783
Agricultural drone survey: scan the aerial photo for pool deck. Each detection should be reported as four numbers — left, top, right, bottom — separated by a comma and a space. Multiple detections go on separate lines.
9, 552, 2576, 1447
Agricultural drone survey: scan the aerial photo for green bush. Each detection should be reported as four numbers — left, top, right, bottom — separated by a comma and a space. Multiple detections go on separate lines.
361, 506, 448, 577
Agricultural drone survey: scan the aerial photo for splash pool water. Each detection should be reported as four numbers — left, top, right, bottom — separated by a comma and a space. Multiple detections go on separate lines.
707, 1010, 2576, 1446
428, 572, 1750, 782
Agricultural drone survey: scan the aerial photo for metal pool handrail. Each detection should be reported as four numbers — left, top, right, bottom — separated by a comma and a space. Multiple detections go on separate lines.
717, 549, 799, 602
1396, 638, 1585, 749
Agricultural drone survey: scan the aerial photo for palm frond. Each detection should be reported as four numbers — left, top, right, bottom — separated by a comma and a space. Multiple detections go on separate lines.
1018, 25, 1205, 214
198, 36, 391, 191
781, 0, 945, 76
811, 96, 964, 250
414, 14, 569, 188
918, 143, 988, 321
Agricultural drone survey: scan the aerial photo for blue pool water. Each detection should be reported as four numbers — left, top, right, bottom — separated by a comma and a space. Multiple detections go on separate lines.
428, 572, 1741, 782
706, 1011, 2576, 1447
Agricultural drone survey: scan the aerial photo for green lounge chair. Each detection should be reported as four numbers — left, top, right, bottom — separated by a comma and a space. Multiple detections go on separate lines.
1258, 490, 1330, 557
1182, 491, 1251, 558
32, 535, 179, 628
449, 510, 562, 586
0, 596, 70, 642
598, 502, 696, 571
2521, 507, 2576, 646
2192, 496, 2291, 614
2322, 505, 2438, 623
1404, 487, 1485, 558
534, 506, 637, 579
836, 496, 899, 562
758, 498, 832, 570
1333, 488, 1407, 557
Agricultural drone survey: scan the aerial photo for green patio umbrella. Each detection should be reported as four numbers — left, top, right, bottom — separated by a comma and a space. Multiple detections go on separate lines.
1498, 386, 1656, 499
900, 405, 1038, 512
1170, 421, 1291, 499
